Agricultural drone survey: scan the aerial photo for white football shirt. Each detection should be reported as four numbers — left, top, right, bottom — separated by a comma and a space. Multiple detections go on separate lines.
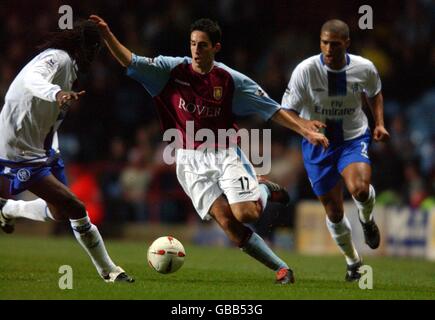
282, 53, 381, 141
0, 49, 77, 163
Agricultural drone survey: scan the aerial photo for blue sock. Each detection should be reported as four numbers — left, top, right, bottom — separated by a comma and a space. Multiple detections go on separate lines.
241, 232, 288, 271
258, 184, 270, 211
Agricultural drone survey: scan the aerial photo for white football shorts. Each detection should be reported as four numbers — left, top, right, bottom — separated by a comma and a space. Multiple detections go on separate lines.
176, 147, 260, 220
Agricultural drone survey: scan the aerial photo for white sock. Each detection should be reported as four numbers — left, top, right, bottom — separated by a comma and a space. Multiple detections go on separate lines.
2, 199, 55, 221
241, 232, 288, 271
353, 185, 376, 223
326, 215, 360, 265
258, 184, 270, 211
70, 215, 117, 277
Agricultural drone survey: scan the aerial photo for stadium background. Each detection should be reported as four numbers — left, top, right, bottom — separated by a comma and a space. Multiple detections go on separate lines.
0, 0, 434, 257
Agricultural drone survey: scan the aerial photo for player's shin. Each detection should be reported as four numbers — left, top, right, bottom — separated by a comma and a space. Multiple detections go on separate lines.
1, 198, 55, 221
326, 215, 360, 265
70, 215, 118, 277
240, 229, 288, 271
353, 184, 376, 223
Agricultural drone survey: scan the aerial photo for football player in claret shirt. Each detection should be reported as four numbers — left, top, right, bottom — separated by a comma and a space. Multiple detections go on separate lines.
90, 14, 329, 284
282, 19, 390, 281
0, 20, 133, 283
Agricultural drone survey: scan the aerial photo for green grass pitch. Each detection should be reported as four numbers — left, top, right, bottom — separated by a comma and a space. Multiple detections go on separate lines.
0, 234, 434, 299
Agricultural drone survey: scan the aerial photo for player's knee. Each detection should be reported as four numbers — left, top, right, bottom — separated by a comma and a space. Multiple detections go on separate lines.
327, 211, 344, 223
233, 204, 260, 223
246, 206, 261, 222
351, 182, 370, 201
322, 200, 343, 220
63, 196, 87, 219
50, 209, 68, 221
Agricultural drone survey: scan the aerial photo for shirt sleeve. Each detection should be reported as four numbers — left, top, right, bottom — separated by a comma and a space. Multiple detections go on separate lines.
23, 51, 65, 102
228, 68, 281, 121
364, 62, 382, 98
281, 64, 308, 113
126, 54, 187, 97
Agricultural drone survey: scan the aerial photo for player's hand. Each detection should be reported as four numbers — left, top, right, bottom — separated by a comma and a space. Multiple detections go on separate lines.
373, 125, 390, 142
56, 90, 86, 107
302, 119, 326, 132
89, 15, 111, 38
305, 130, 329, 149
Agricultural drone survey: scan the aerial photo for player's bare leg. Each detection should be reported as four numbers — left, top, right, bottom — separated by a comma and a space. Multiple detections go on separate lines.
318, 181, 362, 281
0, 176, 10, 198
230, 177, 290, 224
0, 177, 14, 233
342, 162, 380, 249
0, 174, 133, 283
342, 162, 371, 202
210, 195, 294, 284
230, 201, 262, 223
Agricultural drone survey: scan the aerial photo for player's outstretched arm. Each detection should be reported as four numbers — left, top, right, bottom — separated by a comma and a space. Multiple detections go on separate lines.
271, 109, 329, 148
89, 15, 132, 67
367, 92, 390, 142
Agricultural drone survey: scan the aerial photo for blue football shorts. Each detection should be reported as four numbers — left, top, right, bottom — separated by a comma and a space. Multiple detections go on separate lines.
302, 130, 372, 197
0, 155, 67, 195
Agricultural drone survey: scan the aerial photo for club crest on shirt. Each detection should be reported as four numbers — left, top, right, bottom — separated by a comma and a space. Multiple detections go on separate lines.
351, 83, 363, 93
213, 86, 223, 100
17, 168, 31, 182
45, 59, 56, 71
255, 86, 268, 98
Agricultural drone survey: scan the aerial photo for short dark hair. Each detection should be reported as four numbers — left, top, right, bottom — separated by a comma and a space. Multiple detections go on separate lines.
320, 19, 350, 40
190, 18, 222, 46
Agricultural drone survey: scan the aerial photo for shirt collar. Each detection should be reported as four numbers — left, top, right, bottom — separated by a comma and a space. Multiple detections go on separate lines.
320, 53, 350, 72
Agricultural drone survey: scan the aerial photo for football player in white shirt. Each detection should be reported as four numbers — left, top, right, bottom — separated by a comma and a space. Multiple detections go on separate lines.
281, 20, 390, 281
0, 20, 133, 283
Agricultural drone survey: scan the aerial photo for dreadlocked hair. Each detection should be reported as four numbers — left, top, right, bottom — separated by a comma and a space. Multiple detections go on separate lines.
36, 19, 101, 73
